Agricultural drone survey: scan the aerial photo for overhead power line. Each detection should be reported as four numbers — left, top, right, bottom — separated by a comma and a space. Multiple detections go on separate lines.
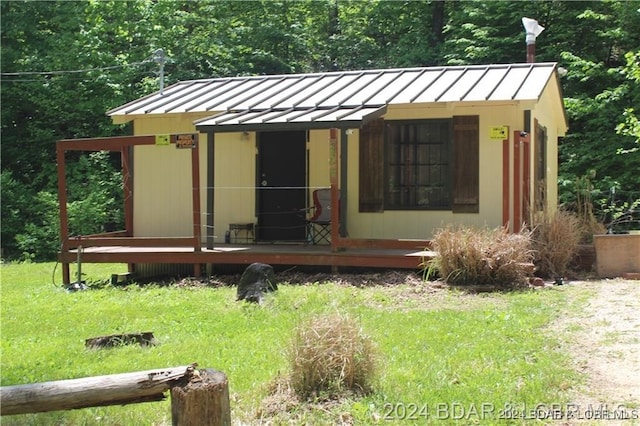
0, 58, 154, 77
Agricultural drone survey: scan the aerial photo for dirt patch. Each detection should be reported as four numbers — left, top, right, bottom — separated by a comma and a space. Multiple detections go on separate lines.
555, 279, 640, 422
174, 270, 511, 311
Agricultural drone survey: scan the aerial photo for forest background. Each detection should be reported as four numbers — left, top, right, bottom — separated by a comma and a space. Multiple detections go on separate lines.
1, 0, 639, 260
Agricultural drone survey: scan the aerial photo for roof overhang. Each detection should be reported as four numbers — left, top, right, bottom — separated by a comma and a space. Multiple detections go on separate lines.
194, 105, 387, 133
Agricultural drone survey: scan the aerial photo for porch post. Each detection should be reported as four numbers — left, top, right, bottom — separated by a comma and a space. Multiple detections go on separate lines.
502, 132, 511, 230
329, 128, 339, 252
121, 146, 135, 274
339, 128, 348, 238
206, 132, 215, 249
513, 131, 523, 233
121, 146, 133, 237
56, 142, 71, 285
191, 136, 202, 278
522, 133, 531, 226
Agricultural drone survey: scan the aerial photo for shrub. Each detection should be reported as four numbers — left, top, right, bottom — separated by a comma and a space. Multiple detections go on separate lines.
426, 225, 533, 289
288, 313, 377, 399
15, 191, 61, 261
531, 210, 581, 278
1, 170, 30, 258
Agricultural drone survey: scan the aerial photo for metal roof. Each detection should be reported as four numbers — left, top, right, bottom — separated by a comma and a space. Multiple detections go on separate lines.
107, 63, 560, 132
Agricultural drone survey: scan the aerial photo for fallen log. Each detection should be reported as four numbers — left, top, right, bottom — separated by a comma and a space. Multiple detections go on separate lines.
0, 364, 195, 416
85, 332, 157, 349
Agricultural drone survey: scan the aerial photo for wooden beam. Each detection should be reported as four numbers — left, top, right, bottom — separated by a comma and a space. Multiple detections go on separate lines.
513, 131, 522, 233
329, 129, 339, 252
191, 138, 202, 252
335, 237, 432, 250
522, 132, 531, 226
339, 128, 348, 237
64, 237, 197, 249
0, 365, 195, 415
207, 132, 215, 249
56, 142, 71, 284
58, 135, 157, 151
191, 136, 202, 278
502, 134, 510, 230
122, 146, 133, 237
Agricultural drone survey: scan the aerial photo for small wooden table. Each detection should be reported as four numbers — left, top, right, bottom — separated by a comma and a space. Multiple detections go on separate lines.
228, 223, 254, 244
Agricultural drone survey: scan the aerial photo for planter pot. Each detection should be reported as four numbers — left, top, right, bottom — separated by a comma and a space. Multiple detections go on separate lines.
593, 234, 640, 278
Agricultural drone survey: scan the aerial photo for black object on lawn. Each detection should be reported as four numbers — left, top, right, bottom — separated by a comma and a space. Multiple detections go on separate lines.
236, 263, 277, 303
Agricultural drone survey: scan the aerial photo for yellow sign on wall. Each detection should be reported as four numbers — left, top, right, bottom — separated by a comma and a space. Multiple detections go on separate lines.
489, 126, 509, 140
155, 134, 170, 145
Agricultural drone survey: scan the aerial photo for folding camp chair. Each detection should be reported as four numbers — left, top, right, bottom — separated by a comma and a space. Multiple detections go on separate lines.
306, 189, 335, 244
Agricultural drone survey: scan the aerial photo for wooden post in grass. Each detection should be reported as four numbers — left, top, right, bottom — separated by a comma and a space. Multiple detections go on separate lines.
0, 364, 231, 425
170, 369, 231, 426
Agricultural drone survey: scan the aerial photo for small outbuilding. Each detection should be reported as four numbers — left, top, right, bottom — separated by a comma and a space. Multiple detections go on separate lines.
57, 62, 567, 282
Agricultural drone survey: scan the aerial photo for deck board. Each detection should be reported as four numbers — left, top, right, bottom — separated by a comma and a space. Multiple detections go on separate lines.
62, 244, 435, 271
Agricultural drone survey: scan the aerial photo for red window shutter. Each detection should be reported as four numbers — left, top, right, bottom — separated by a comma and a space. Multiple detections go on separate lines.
359, 118, 385, 212
452, 115, 479, 213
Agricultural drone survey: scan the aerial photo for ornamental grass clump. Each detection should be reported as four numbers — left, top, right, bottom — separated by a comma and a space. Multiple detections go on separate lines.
427, 225, 533, 289
288, 313, 377, 399
531, 210, 581, 278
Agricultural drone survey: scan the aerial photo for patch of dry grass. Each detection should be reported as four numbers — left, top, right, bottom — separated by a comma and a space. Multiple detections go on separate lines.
287, 313, 377, 400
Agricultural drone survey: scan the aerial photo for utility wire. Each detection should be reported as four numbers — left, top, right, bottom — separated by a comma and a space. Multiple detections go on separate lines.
1, 58, 153, 77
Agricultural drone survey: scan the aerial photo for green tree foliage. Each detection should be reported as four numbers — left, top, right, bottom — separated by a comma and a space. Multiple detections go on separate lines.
556, 2, 640, 222
1, 0, 638, 259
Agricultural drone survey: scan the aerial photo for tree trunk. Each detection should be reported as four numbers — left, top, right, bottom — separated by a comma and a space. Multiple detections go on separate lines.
431, 0, 446, 46
170, 369, 231, 426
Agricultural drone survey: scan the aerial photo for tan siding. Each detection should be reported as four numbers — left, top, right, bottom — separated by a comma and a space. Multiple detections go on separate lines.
212, 132, 256, 243
132, 113, 210, 238
346, 104, 520, 239
308, 130, 331, 192
532, 78, 565, 214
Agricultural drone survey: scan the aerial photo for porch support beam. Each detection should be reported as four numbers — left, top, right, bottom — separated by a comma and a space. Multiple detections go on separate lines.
339, 128, 348, 238
56, 142, 71, 285
191, 136, 201, 278
329, 129, 339, 252
121, 146, 135, 273
58, 135, 157, 151
122, 146, 133, 237
502, 130, 510, 230
206, 132, 215, 249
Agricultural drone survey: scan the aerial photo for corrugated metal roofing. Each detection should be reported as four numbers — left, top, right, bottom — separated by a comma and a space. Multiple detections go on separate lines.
107, 62, 559, 131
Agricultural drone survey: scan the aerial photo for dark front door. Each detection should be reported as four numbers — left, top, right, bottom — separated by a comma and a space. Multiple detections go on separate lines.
257, 130, 307, 241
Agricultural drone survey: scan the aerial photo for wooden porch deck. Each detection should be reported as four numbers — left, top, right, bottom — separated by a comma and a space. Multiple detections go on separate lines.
60, 243, 434, 281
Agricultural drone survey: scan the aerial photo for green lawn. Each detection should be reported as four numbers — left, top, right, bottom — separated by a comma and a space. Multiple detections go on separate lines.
0, 262, 588, 425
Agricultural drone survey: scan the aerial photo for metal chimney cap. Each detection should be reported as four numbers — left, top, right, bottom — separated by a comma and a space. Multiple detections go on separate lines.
522, 17, 545, 44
